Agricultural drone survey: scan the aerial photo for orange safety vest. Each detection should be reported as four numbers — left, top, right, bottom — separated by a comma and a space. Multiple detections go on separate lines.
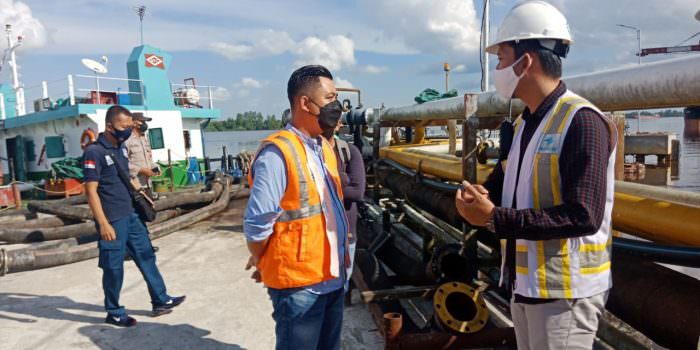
248, 129, 345, 289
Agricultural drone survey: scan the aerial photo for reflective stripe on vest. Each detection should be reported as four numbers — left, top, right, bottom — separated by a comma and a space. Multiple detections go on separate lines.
271, 135, 323, 222
531, 97, 585, 299
513, 93, 613, 299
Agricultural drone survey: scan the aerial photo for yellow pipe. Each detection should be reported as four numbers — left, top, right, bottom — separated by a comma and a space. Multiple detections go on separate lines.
380, 145, 700, 247
612, 192, 700, 247
413, 126, 426, 144
379, 147, 492, 183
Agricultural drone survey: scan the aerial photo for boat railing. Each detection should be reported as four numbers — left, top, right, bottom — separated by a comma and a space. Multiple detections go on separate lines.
72, 74, 145, 106
19, 75, 146, 113
170, 82, 221, 109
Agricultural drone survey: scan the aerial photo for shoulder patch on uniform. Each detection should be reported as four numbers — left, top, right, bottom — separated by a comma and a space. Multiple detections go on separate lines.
84, 160, 96, 169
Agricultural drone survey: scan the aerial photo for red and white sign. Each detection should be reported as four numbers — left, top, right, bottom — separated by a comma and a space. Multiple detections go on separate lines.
145, 54, 165, 69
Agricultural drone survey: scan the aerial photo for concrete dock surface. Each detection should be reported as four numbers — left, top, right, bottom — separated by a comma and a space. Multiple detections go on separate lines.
0, 198, 383, 350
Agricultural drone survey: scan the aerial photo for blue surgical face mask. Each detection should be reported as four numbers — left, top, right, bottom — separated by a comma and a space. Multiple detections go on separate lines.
109, 124, 133, 143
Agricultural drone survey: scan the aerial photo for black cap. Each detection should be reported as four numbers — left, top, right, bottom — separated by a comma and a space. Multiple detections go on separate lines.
132, 112, 152, 121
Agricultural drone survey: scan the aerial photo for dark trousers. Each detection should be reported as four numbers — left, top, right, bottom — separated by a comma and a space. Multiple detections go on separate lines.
267, 287, 344, 350
98, 213, 169, 317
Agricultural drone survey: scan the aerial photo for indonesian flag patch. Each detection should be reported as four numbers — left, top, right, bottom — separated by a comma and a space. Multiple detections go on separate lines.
84, 160, 96, 169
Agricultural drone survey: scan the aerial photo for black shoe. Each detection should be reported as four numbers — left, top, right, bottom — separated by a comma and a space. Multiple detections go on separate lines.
153, 246, 159, 253
105, 314, 137, 327
152, 295, 186, 317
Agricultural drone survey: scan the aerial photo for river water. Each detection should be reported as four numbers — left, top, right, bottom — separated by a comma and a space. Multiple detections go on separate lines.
204, 117, 699, 192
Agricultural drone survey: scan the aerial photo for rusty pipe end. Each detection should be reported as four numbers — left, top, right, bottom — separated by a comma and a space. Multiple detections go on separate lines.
383, 312, 403, 343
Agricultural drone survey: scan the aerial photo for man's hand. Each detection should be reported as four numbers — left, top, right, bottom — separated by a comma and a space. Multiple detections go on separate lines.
100, 222, 117, 241
455, 181, 495, 227
245, 255, 261, 283
139, 168, 155, 178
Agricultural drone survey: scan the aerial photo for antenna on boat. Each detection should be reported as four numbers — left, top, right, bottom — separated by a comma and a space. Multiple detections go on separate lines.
133, 5, 146, 46
81, 58, 108, 105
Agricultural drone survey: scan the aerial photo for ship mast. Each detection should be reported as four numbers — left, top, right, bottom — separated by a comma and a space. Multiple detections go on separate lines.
5, 25, 25, 116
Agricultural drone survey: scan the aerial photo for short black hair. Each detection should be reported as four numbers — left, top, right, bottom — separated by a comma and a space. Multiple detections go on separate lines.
105, 105, 132, 125
287, 65, 333, 107
512, 40, 563, 79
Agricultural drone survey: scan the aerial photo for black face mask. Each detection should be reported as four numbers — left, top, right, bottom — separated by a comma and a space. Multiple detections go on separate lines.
139, 122, 148, 133
309, 99, 342, 133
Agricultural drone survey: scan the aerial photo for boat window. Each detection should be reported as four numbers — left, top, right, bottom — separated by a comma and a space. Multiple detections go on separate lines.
149, 128, 165, 150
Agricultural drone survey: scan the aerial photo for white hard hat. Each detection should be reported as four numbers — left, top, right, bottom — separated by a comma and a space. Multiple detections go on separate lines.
486, 0, 572, 56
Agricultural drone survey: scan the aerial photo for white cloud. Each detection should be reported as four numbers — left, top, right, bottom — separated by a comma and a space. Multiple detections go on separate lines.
208, 30, 295, 60
293, 35, 356, 71
453, 64, 467, 72
0, 0, 47, 50
231, 77, 266, 99
241, 77, 263, 89
210, 33, 356, 71
359, 0, 481, 58
363, 65, 388, 74
334, 77, 354, 88
211, 87, 231, 101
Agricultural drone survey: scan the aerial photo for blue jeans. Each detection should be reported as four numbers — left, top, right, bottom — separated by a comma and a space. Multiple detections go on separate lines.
98, 213, 170, 317
267, 287, 344, 350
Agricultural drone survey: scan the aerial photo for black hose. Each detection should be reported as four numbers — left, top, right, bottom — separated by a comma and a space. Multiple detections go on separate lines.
612, 237, 700, 268
377, 158, 460, 192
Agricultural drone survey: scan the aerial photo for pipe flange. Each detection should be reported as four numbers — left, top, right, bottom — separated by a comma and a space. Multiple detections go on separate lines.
0, 248, 7, 277
433, 281, 488, 334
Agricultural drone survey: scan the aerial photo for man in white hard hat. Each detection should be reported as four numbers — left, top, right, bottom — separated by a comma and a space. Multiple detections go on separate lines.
455, 1, 616, 349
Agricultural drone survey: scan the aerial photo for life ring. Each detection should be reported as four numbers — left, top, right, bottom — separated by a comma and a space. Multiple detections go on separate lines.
80, 128, 97, 149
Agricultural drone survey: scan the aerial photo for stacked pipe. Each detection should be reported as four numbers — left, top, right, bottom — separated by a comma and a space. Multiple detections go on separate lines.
373, 166, 700, 349
355, 55, 700, 126
0, 174, 231, 276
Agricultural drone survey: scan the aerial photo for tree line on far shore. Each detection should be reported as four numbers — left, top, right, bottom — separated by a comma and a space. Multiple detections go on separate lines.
205, 108, 684, 132
624, 109, 684, 118
206, 111, 283, 131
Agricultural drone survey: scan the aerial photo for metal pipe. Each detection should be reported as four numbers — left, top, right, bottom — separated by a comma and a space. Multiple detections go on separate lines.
379, 146, 492, 183
389, 328, 516, 350
337, 87, 362, 107
616, 181, 700, 208
607, 253, 700, 350
481, 0, 490, 92
380, 146, 700, 246
447, 120, 456, 154
378, 159, 458, 192
612, 237, 700, 267
366, 55, 700, 125
613, 192, 700, 246
67, 75, 75, 106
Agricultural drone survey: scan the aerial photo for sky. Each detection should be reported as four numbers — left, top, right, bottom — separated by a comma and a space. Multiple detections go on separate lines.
1, 0, 699, 118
